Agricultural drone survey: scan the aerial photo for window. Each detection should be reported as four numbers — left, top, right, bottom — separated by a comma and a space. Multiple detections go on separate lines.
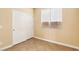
51, 8, 62, 22
41, 8, 51, 22
41, 8, 62, 22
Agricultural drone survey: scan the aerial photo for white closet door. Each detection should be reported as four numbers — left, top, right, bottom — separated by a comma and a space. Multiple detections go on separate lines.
12, 10, 33, 44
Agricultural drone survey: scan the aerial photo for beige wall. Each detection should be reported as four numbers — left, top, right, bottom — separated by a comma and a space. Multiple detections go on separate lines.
0, 8, 79, 49
0, 8, 33, 49
34, 8, 79, 47
0, 9, 12, 48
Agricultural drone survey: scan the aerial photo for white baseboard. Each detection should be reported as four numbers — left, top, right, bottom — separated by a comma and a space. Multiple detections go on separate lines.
0, 44, 14, 51
1, 36, 79, 50
34, 36, 79, 50
0, 37, 33, 51
13, 36, 33, 45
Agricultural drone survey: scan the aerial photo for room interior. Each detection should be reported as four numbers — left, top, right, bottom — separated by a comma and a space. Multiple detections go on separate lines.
0, 8, 79, 51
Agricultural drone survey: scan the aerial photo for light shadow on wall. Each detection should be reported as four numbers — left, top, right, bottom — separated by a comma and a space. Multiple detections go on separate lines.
41, 22, 62, 29
50, 22, 62, 29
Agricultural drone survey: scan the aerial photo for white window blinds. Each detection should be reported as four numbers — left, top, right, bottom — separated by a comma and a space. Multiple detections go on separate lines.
41, 8, 62, 22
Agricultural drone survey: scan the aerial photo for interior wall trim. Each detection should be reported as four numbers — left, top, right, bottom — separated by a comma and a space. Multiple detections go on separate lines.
0, 37, 33, 51
34, 36, 79, 50
0, 44, 14, 51
1, 36, 79, 50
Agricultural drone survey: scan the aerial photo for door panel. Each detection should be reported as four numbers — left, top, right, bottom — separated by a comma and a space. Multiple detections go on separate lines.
12, 10, 33, 44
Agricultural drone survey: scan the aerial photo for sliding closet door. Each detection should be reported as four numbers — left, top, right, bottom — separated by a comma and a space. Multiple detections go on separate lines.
12, 10, 33, 44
